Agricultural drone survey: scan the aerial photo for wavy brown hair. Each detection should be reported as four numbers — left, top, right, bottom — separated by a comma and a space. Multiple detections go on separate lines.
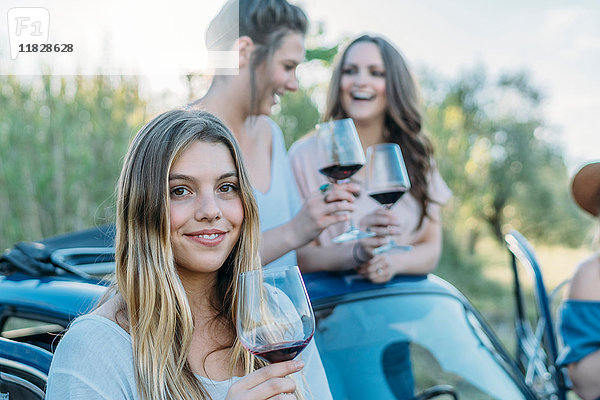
324, 34, 435, 227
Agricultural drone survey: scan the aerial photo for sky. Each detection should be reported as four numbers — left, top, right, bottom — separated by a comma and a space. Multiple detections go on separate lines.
2, 0, 598, 170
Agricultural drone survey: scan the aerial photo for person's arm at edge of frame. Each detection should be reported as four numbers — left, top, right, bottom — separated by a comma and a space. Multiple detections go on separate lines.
565, 256, 600, 400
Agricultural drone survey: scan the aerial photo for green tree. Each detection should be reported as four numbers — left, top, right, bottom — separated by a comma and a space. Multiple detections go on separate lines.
272, 88, 321, 149
422, 67, 590, 250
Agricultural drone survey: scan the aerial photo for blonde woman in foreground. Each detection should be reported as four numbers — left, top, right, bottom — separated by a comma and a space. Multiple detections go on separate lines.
45, 109, 331, 399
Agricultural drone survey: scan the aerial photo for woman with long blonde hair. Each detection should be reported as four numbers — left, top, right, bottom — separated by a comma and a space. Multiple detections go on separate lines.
46, 109, 329, 399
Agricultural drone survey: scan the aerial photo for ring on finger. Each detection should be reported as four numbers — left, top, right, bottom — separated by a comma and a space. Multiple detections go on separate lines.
319, 183, 332, 194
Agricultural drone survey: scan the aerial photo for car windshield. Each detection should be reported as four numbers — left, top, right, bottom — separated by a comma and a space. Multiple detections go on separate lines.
314, 292, 526, 400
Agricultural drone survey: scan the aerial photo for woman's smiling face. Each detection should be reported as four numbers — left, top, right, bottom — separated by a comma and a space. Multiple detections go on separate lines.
168, 141, 244, 275
254, 32, 305, 115
340, 41, 388, 124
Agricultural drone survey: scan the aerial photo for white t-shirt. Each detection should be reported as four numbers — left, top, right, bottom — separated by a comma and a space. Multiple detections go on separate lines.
45, 314, 332, 400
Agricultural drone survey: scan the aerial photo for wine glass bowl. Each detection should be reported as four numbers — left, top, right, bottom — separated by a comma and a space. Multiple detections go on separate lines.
316, 118, 375, 243
366, 143, 413, 253
236, 265, 315, 363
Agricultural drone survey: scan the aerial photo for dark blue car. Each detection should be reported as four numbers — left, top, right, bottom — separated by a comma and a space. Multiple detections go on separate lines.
0, 226, 568, 399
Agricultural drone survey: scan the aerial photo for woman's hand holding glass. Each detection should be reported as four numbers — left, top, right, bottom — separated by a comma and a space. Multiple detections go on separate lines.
225, 360, 304, 400
236, 265, 315, 364
292, 182, 359, 247
356, 254, 396, 283
365, 143, 412, 254
355, 210, 401, 283
234, 266, 314, 397
316, 118, 375, 243
357, 208, 402, 255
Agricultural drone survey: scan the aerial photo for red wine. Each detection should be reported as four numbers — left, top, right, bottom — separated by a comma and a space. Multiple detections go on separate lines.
250, 336, 313, 363
368, 189, 406, 205
319, 163, 363, 180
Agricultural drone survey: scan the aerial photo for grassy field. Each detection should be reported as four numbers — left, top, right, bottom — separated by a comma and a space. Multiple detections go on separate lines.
477, 237, 585, 290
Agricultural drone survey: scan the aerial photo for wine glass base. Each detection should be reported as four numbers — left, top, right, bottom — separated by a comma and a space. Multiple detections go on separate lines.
332, 229, 375, 244
372, 244, 413, 255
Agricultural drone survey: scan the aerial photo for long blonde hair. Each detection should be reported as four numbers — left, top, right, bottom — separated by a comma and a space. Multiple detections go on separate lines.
115, 109, 264, 399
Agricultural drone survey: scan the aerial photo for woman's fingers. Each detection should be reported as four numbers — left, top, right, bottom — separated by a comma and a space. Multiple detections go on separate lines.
360, 209, 399, 228
333, 182, 361, 197
226, 360, 303, 400
246, 377, 297, 399
305, 192, 355, 229
358, 256, 392, 283
323, 187, 356, 203
360, 236, 388, 251
324, 199, 354, 214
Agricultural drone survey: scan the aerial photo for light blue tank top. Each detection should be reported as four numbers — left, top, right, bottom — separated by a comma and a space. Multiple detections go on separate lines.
253, 119, 302, 269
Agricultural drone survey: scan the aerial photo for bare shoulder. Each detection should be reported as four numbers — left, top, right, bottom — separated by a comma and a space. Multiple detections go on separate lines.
568, 253, 600, 301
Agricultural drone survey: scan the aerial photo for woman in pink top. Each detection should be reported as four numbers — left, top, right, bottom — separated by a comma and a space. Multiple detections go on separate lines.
290, 34, 451, 283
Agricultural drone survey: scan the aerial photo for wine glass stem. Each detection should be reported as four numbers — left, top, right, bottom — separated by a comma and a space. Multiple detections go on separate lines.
384, 204, 395, 246
336, 179, 357, 231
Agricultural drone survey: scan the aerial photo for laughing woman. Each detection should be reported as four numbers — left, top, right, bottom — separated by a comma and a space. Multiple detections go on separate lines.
45, 109, 331, 399
289, 35, 451, 282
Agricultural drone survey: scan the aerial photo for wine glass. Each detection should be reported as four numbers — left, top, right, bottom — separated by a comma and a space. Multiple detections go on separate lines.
365, 143, 413, 254
236, 265, 315, 363
316, 118, 375, 243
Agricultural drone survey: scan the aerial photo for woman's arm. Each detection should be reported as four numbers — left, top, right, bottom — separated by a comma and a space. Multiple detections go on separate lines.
296, 240, 368, 273
356, 216, 442, 283
260, 185, 357, 266
568, 350, 600, 400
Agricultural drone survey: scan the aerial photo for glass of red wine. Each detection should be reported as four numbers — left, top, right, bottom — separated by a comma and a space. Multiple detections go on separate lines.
366, 143, 413, 254
317, 118, 375, 243
236, 265, 315, 364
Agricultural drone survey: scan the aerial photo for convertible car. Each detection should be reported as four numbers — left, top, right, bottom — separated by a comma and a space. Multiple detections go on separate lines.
0, 226, 569, 399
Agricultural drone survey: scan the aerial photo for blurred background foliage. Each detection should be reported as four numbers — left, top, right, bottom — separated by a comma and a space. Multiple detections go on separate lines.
0, 74, 147, 247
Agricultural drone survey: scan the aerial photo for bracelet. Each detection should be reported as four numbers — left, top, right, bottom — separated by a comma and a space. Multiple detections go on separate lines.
352, 242, 370, 265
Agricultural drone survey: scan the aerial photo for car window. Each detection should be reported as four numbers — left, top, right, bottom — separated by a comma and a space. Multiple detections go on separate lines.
1, 317, 63, 352
314, 292, 527, 400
